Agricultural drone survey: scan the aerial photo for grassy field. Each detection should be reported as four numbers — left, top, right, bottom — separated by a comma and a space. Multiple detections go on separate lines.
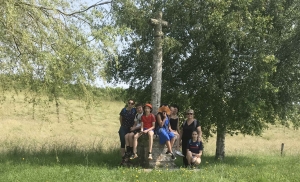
0, 92, 300, 181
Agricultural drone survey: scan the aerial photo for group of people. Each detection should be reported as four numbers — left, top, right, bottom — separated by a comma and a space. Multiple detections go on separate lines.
118, 99, 203, 167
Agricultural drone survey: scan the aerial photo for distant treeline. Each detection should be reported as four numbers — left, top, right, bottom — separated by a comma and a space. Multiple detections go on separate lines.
0, 74, 127, 102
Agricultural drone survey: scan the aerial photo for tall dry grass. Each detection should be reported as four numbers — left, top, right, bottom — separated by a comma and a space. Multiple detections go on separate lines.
1, 91, 299, 157
0, 91, 124, 154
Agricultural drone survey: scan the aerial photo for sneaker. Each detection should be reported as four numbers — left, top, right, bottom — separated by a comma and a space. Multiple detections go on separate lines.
148, 153, 153, 160
165, 151, 171, 155
171, 153, 176, 160
174, 150, 184, 157
191, 162, 195, 167
187, 164, 195, 170
130, 153, 138, 160
122, 152, 131, 159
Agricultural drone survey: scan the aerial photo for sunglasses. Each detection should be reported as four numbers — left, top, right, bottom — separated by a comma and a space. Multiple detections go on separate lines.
128, 102, 134, 105
186, 113, 193, 115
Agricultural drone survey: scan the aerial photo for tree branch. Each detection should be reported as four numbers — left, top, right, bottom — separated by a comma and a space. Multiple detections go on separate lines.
16, 1, 111, 16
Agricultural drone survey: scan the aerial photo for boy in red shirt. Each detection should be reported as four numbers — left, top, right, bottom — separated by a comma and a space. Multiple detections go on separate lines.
130, 103, 156, 160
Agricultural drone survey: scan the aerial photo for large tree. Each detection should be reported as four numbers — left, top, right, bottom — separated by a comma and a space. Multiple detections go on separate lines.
0, 0, 117, 120
107, 0, 300, 159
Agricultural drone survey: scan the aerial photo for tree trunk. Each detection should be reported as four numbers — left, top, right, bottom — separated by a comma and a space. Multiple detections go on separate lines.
215, 125, 226, 160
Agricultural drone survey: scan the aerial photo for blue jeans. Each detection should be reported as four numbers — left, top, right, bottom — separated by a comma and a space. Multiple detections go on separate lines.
118, 126, 130, 148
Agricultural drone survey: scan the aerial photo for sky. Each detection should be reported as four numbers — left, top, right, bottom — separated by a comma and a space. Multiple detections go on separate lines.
79, 0, 129, 88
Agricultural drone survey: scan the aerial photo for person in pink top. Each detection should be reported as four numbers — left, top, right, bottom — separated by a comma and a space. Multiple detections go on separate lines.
130, 103, 156, 160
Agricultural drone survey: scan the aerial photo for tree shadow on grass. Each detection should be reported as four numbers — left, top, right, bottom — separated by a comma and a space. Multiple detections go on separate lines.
174, 153, 297, 170
1, 146, 294, 170
0, 146, 123, 169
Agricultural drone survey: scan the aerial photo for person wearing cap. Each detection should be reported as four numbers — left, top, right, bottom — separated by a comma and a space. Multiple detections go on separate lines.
180, 109, 202, 167
130, 103, 156, 160
157, 104, 176, 160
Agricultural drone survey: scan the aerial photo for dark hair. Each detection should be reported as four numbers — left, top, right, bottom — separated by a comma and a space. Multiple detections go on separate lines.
191, 129, 198, 136
135, 103, 143, 108
157, 112, 164, 120
170, 104, 180, 112
160, 103, 169, 107
128, 99, 135, 103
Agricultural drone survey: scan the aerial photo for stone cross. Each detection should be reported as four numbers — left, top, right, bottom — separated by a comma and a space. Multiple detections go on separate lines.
150, 11, 168, 114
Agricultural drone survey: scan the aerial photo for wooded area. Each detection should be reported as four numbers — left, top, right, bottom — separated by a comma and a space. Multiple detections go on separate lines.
1, 0, 300, 159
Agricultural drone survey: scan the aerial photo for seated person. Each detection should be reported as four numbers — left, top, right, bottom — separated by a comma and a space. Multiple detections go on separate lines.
124, 104, 143, 158
157, 104, 176, 160
186, 130, 203, 167
131, 103, 155, 160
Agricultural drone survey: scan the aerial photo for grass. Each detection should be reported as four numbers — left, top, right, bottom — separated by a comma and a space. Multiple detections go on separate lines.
1, 91, 300, 181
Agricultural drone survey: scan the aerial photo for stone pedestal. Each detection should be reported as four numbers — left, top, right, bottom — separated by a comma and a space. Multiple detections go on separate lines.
135, 134, 176, 168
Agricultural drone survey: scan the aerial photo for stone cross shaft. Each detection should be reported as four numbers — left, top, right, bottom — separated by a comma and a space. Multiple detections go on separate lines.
150, 11, 168, 114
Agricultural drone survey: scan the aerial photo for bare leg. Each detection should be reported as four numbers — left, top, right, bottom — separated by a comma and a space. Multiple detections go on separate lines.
186, 151, 192, 165
133, 133, 142, 154
128, 133, 134, 147
148, 131, 154, 152
170, 136, 176, 148
166, 140, 173, 154
194, 157, 201, 165
175, 133, 181, 150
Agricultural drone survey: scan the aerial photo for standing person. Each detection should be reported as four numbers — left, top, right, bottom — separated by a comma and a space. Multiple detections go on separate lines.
180, 109, 202, 167
169, 104, 184, 157
157, 104, 176, 160
119, 99, 137, 158
125, 103, 143, 158
132, 103, 156, 160
186, 130, 203, 167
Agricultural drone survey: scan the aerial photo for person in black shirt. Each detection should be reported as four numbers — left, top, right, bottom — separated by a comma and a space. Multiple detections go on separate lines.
180, 109, 202, 167
119, 99, 137, 158
169, 104, 183, 157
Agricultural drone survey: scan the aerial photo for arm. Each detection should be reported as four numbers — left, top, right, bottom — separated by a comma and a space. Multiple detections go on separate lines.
192, 150, 202, 158
157, 113, 166, 127
145, 121, 155, 132
130, 121, 137, 131
134, 123, 141, 130
197, 126, 202, 142
177, 118, 180, 133
179, 127, 183, 140
168, 122, 173, 132
144, 115, 156, 133
141, 122, 144, 132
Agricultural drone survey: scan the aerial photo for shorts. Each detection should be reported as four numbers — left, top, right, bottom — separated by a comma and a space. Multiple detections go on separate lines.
132, 129, 141, 134
143, 128, 154, 133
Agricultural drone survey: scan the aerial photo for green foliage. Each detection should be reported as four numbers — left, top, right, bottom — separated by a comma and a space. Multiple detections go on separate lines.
107, 0, 300, 135
0, 0, 118, 116
107, 0, 300, 158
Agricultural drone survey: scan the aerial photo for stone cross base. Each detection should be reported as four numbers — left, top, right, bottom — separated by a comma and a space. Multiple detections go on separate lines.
134, 134, 176, 168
